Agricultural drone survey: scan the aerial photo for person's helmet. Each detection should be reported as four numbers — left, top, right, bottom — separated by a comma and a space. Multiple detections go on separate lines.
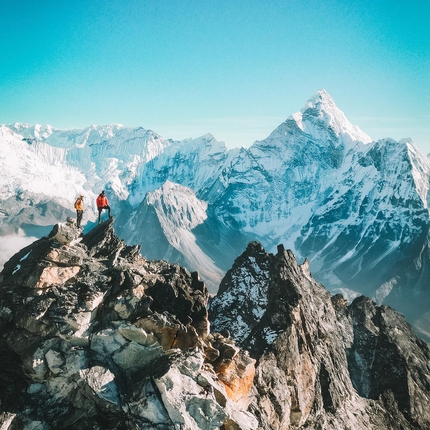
101, 190, 105, 194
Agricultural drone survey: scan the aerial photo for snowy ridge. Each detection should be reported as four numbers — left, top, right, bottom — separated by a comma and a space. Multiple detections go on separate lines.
10, 123, 126, 148
127, 133, 235, 207
403, 138, 430, 208
0, 126, 87, 202
1, 123, 175, 207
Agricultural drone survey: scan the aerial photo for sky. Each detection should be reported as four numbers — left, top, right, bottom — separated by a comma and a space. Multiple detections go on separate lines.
1, 0, 429, 153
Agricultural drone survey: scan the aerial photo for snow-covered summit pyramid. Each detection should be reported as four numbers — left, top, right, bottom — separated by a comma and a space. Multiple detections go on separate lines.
289, 89, 372, 146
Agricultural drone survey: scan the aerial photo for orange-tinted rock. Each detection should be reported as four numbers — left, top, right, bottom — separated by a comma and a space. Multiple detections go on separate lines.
135, 316, 180, 350
32, 266, 80, 289
135, 315, 201, 351
216, 350, 255, 403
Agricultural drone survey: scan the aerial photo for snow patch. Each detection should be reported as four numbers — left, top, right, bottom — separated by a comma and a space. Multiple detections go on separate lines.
372, 278, 397, 304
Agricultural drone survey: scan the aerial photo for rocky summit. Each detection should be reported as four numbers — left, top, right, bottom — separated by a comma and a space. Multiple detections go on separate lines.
1, 221, 430, 429
209, 242, 430, 430
0, 219, 256, 430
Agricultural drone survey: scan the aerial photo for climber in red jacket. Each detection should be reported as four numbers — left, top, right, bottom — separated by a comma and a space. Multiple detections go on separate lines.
96, 190, 112, 224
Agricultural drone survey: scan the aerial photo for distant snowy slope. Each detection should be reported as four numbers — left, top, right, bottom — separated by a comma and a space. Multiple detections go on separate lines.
9, 123, 174, 200
0, 125, 87, 202
119, 181, 224, 290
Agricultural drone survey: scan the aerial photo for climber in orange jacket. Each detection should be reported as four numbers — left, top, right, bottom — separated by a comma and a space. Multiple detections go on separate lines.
96, 190, 112, 224
74, 195, 84, 228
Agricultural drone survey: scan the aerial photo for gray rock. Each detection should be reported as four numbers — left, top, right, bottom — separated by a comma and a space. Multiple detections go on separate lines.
0, 221, 257, 429
210, 242, 430, 429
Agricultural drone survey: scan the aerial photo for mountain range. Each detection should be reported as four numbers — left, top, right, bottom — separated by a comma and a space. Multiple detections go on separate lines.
1, 89, 429, 339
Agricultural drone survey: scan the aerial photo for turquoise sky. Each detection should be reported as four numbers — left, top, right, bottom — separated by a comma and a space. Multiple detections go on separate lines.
1, 0, 429, 152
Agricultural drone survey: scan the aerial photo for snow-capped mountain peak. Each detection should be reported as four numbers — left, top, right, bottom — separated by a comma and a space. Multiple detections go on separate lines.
290, 89, 372, 146
303, 88, 336, 112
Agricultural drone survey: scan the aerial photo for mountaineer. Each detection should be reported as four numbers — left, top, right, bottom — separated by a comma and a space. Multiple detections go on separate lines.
96, 190, 112, 224
74, 195, 84, 228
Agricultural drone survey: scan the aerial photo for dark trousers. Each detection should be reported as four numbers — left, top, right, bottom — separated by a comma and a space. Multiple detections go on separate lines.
97, 205, 111, 223
76, 210, 83, 227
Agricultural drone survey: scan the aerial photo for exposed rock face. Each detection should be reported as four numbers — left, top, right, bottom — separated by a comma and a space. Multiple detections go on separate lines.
2, 220, 430, 429
0, 220, 256, 429
209, 242, 430, 429
337, 295, 430, 428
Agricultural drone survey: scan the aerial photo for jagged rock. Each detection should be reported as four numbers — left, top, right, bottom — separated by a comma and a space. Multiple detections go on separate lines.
209, 242, 430, 429
48, 217, 82, 244
215, 349, 255, 405
0, 221, 256, 430
339, 295, 430, 428
2, 220, 430, 429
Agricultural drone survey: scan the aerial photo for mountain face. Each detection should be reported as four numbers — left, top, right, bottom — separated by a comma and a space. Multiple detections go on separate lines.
209, 242, 430, 429
1, 224, 430, 429
119, 180, 226, 289
1, 90, 430, 339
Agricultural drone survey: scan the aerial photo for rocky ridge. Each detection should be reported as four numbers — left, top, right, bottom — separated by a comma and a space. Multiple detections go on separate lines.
209, 242, 430, 429
0, 219, 256, 429
1, 221, 430, 429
